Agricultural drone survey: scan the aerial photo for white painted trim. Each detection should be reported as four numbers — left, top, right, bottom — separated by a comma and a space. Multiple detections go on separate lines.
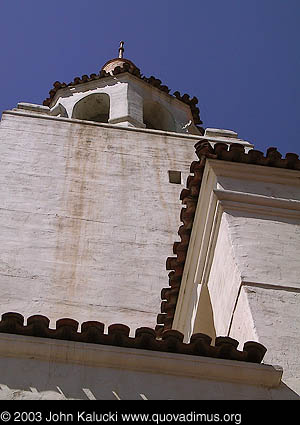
208, 159, 300, 186
0, 333, 282, 388
109, 115, 146, 128
208, 138, 253, 148
17, 103, 50, 113
214, 189, 300, 219
172, 163, 218, 337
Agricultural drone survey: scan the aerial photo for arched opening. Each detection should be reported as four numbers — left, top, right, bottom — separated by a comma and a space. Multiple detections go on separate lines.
72, 93, 110, 123
143, 101, 175, 132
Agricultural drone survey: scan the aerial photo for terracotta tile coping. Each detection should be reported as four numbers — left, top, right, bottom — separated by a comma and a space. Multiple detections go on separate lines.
0, 312, 266, 364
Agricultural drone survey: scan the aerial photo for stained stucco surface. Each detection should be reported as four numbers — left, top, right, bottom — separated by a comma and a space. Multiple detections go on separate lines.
0, 112, 195, 330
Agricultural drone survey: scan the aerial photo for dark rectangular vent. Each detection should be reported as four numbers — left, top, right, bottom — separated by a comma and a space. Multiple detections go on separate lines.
168, 170, 182, 184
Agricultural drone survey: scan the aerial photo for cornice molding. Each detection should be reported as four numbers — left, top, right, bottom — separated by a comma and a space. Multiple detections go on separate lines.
208, 158, 300, 185
214, 188, 300, 219
0, 333, 282, 387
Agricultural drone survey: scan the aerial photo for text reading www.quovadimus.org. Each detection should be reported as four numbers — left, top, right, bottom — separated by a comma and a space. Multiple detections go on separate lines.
0, 410, 242, 424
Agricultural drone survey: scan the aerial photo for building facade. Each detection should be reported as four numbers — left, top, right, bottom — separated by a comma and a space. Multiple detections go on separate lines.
0, 47, 299, 399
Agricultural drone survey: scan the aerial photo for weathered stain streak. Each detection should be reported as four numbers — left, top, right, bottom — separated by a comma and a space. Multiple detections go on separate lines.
54, 127, 98, 300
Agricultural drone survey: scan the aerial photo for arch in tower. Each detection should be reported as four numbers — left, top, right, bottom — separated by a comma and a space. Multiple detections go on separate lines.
143, 100, 176, 132
72, 93, 110, 123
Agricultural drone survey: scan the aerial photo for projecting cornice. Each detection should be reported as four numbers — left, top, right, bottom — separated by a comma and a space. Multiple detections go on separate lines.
157, 141, 300, 338
0, 331, 280, 388
214, 189, 300, 219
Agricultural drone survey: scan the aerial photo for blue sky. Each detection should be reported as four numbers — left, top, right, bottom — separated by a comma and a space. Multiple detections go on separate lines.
0, 0, 299, 154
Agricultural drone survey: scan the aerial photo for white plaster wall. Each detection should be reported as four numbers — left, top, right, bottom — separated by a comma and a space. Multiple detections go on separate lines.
0, 111, 195, 331
215, 210, 300, 395
227, 286, 258, 346
225, 212, 300, 288
127, 84, 144, 126
230, 285, 300, 396
205, 213, 242, 336
196, 208, 300, 396
107, 81, 130, 124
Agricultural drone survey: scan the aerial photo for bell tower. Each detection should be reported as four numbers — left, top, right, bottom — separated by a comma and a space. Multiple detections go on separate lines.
44, 42, 203, 134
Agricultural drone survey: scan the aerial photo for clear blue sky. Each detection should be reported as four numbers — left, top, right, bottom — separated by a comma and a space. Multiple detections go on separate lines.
0, 0, 299, 154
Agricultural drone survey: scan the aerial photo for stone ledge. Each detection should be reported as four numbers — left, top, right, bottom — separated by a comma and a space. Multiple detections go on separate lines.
16, 103, 50, 114
0, 333, 282, 388
1, 110, 254, 147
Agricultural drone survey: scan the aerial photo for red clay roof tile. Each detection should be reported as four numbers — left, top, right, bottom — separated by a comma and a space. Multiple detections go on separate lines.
0, 312, 267, 364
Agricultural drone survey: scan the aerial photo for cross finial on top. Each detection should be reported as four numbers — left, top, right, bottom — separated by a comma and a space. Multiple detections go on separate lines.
118, 41, 125, 59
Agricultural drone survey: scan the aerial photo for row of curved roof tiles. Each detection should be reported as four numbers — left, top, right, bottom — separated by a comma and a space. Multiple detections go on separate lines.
0, 312, 266, 364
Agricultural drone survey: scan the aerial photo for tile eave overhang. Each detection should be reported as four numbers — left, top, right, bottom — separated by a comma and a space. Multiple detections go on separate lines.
0, 312, 266, 364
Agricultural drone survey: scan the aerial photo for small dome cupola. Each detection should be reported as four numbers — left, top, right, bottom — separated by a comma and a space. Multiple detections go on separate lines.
101, 41, 141, 76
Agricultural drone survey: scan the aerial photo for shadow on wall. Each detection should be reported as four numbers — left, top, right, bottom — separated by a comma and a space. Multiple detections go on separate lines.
0, 357, 299, 400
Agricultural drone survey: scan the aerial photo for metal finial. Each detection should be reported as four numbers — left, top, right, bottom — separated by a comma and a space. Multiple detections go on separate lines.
118, 41, 124, 59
